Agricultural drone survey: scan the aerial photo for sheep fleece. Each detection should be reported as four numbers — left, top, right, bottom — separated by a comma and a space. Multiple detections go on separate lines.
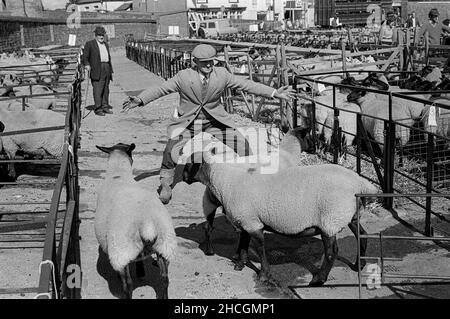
214, 164, 377, 236
95, 184, 177, 271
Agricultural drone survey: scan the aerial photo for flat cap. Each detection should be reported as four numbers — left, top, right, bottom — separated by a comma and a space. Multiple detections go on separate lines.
192, 44, 217, 61
429, 8, 440, 17
94, 26, 106, 35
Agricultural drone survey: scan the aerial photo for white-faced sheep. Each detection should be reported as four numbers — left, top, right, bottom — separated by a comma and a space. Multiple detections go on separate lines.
188, 147, 378, 286
0, 109, 65, 179
95, 143, 177, 299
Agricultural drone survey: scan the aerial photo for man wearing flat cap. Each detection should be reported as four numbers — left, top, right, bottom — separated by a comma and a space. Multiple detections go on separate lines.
123, 44, 295, 204
83, 26, 114, 116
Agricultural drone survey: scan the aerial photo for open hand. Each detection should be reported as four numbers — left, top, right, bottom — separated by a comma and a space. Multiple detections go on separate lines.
275, 85, 296, 101
122, 96, 143, 113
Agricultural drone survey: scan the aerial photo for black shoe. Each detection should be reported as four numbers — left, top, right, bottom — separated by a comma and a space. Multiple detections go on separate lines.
101, 108, 113, 114
103, 105, 113, 109
94, 109, 106, 116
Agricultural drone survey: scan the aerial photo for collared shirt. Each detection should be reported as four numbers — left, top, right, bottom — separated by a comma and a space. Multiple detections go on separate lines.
96, 40, 109, 62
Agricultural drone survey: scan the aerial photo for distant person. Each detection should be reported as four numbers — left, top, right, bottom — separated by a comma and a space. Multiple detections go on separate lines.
416, 9, 450, 45
331, 15, 340, 28
197, 26, 206, 39
443, 19, 450, 45
286, 19, 293, 30
406, 11, 420, 28
392, 8, 403, 27
83, 26, 113, 116
379, 11, 396, 44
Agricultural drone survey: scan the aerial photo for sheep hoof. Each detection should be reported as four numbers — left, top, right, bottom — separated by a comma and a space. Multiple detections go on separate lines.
257, 272, 270, 283
233, 262, 245, 271
309, 275, 326, 287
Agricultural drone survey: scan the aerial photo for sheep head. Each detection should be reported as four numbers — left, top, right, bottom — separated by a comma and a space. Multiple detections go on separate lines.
96, 143, 136, 165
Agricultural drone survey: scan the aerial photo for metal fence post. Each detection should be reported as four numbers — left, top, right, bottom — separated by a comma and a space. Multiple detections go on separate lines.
425, 133, 435, 236
356, 113, 362, 175
384, 93, 395, 209
333, 85, 340, 164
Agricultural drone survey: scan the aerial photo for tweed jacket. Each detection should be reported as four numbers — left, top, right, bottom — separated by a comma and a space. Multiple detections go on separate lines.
138, 66, 276, 138
83, 39, 113, 81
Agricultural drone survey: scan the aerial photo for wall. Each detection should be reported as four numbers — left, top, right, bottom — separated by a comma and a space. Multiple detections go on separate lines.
158, 12, 189, 37
0, 16, 157, 52
4, 0, 44, 17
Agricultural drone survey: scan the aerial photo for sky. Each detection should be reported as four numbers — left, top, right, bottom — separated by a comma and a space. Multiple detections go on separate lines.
41, 0, 70, 10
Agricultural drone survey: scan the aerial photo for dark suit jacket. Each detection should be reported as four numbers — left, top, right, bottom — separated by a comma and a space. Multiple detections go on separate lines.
83, 39, 113, 81
137, 66, 276, 138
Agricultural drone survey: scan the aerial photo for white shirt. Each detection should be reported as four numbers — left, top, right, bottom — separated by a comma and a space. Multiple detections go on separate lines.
96, 40, 109, 63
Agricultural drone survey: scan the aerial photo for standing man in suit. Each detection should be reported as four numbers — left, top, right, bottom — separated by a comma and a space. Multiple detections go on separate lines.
122, 44, 295, 204
83, 26, 113, 116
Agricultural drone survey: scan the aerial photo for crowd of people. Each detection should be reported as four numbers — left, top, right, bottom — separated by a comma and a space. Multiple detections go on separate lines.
379, 8, 450, 46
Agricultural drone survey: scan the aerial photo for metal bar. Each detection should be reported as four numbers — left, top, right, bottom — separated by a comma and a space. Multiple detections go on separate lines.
356, 193, 450, 198
0, 160, 61, 164
425, 134, 435, 236
37, 145, 69, 297
359, 234, 450, 241
356, 200, 362, 299
0, 126, 65, 137
0, 220, 47, 233
59, 201, 76, 280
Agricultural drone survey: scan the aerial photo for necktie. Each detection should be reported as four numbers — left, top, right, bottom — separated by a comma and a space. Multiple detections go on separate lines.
201, 76, 208, 99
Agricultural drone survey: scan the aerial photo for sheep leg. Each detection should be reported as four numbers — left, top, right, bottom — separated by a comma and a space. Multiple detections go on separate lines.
202, 188, 220, 256
348, 215, 368, 271
204, 211, 216, 256
157, 254, 169, 299
119, 265, 133, 299
250, 229, 270, 282
309, 233, 337, 287
233, 230, 251, 271
5, 149, 17, 180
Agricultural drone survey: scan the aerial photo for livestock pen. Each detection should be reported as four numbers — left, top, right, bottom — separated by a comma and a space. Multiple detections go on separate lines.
125, 37, 450, 297
0, 46, 83, 299
295, 71, 450, 297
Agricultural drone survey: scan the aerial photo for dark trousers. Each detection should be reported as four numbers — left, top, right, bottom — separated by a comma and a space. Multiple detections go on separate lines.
160, 115, 251, 179
91, 62, 111, 109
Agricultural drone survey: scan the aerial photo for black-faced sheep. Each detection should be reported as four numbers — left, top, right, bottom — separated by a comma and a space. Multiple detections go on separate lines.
190, 147, 377, 287
95, 143, 177, 299
178, 127, 315, 256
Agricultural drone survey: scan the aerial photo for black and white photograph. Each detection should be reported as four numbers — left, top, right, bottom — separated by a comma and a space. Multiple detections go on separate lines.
0, 0, 450, 307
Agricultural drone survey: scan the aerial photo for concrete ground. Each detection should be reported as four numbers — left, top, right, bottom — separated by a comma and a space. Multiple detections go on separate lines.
1, 48, 449, 299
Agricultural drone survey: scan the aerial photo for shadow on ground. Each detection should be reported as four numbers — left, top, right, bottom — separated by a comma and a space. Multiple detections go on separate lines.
175, 212, 450, 299
96, 246, 168, 299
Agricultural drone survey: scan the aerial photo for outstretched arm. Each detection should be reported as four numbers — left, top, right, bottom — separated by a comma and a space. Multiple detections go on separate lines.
122, 74, 181, 112
226, 72, 295, 101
